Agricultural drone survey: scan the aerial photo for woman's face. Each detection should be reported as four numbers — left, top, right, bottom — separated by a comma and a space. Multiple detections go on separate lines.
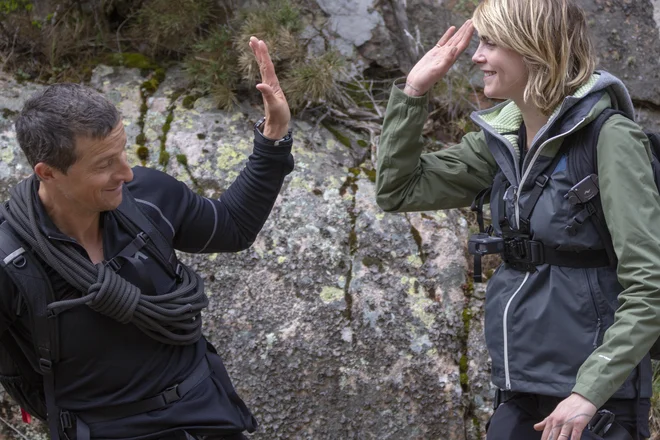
472, 37, 528, 103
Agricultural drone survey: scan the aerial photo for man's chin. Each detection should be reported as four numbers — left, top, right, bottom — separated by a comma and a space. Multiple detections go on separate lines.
102, 193, 123, 211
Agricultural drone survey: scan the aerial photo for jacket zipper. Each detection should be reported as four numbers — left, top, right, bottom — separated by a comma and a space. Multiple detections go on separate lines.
584, 269, 603, 348
503, 271, 531, 389
515, 118, 587, 227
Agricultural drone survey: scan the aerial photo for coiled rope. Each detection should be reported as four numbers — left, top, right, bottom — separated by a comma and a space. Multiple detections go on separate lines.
0, 178, 208, 345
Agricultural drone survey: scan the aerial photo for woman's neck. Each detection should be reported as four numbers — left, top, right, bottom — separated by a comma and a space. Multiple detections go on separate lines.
515, 99, 551, 150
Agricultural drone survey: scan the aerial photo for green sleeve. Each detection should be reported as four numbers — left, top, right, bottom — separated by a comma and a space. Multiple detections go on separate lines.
375, 83, 497, 212
573, 115, 660, 408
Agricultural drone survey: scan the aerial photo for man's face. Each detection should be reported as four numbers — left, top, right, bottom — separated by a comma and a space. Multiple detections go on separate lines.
51, 121, 134, 213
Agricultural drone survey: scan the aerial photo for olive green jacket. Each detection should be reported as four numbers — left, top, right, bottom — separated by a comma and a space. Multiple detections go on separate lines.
376, 72, 660, 408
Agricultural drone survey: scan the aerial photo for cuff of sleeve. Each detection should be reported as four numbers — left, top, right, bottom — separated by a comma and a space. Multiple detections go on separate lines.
572, 383, 607, 409
253, 136, 293, 151
392, 78, 429, 107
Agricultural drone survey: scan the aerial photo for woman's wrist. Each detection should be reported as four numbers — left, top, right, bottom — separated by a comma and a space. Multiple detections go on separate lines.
403, 82, 425, 97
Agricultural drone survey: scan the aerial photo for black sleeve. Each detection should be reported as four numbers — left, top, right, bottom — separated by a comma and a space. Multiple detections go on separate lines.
127, 137, 294, 253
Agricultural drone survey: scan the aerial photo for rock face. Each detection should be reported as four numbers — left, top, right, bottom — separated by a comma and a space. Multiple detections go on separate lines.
0, 66, 490, 439
315, 0, 660, 130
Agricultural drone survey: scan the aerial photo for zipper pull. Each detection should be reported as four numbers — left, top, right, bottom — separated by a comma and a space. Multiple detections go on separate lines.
592, 318, 602, 348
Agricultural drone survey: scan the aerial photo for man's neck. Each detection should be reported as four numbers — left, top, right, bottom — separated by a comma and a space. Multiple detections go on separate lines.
38, 183, 102, 247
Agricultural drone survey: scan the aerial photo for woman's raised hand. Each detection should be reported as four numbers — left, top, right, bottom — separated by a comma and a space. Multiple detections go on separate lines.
404, 20, 475, 97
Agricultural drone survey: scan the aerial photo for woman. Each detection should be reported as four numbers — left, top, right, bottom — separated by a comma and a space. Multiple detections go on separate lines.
375, 1, 660, 439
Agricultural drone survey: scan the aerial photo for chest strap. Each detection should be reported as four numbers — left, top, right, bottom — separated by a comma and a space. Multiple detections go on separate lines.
503, 235, 610, 271
61, 356, 211, 439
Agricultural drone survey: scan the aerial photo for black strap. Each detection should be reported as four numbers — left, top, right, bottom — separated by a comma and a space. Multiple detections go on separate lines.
542, 247, 610, 268
75, 355, 211, 426
0, 221, 60, 439
503, 236, 610, 270
470, 187, 492, 283
470, 187, 492, 234
103, 231, 157, 295
518, 148, 567, 234
116, 188, 179, 278
577, 108, 628, 267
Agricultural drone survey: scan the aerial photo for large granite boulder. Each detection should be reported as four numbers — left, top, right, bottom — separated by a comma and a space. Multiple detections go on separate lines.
0, 66, 490, 439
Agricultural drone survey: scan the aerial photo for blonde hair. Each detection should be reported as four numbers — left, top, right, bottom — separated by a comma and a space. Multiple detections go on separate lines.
472, 0, 596, 115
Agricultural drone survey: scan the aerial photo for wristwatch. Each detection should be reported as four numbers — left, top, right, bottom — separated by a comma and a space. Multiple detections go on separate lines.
254, 117, 293, 146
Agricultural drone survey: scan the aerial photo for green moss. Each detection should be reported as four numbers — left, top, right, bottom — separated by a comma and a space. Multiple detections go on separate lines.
473, 416, 482, 434
136, 145, 149, 162
322, 122, 351, 148
162, 114, 173, 135
197, 133, 206, 140
176, 154, 188, 166
158, 150, 170, 167
348, 167, 360, 176
362, 256, 383, 270
154, 68, 166, 84
357, 139, 368, 147
141, 78, 160, 95
182, 95, 197, 109
2, 108, 17, 119
462, 308, 473, 333
362, 167, 376, 183
135, 133, 147, 146
459, 354, 469, 387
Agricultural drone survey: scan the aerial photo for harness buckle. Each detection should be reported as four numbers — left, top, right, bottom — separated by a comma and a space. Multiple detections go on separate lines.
588, 409, 615, 436
163, 384, 180, 404
60, 410, 73, 429
39, 358, 52, 373
104, 258, 121, 272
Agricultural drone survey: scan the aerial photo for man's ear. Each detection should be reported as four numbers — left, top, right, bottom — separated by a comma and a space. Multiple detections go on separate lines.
34, 162, 57, 182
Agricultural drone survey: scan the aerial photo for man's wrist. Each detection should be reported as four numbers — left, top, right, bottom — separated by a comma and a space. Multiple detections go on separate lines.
254, 117, 292, 146
262, 123, 289, 140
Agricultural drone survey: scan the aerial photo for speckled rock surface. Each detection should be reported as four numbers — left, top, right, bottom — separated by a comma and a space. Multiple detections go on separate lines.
0, 67, 489, 439
0, 1, 658, 437
308, 0, 660, 126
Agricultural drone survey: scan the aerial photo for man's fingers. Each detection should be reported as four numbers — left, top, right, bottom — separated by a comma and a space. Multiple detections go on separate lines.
253, 40, 281, 88
435, 26, 456, 47
256, 82, 273, 96
249, 36, 262, 64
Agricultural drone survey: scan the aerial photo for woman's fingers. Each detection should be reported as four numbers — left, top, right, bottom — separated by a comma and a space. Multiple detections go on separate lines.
454, 20, 475, 49
435, 26, 457, 47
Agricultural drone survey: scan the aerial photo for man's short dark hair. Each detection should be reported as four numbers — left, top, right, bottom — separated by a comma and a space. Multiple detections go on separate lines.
15, 83, 121, 173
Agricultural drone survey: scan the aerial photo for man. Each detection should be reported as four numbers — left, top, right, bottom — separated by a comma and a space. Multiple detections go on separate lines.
0, 36, 293, 439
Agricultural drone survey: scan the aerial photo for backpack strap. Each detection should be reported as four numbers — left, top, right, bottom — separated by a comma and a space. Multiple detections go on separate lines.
517, 147, 569, 235
470, 186, 492, 282
569, 108, 629, 267
113, 187, 181, 281
0, 221, 61, 439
